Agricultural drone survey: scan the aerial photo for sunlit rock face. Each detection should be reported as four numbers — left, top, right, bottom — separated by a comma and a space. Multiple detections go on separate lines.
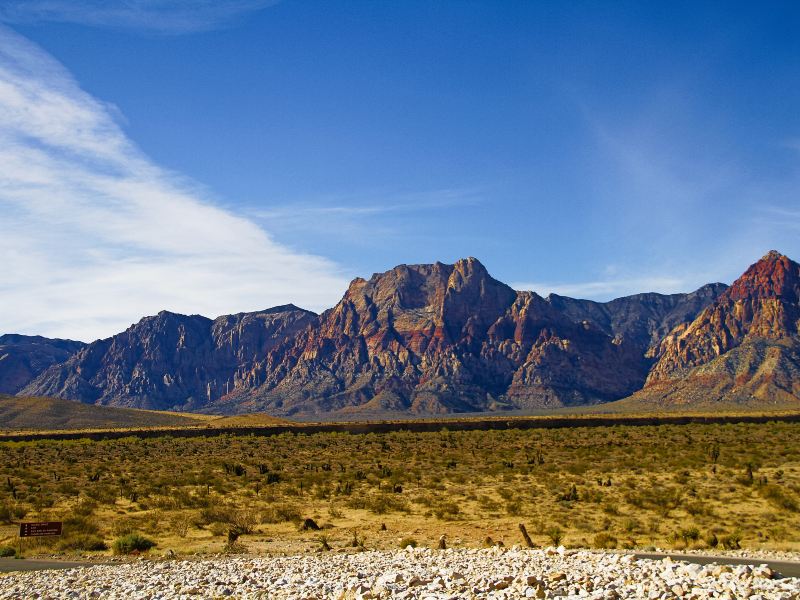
634, 252, 800, 408
19, 255, 746, 416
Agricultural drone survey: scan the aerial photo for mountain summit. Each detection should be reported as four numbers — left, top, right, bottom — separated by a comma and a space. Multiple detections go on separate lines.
16, 255, 757, 415
632, 252, 800, 408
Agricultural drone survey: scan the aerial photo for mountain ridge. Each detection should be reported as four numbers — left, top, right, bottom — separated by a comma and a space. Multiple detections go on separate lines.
13, 255, 770, 415
626, 251, 800, 409
9, 251, 800, 416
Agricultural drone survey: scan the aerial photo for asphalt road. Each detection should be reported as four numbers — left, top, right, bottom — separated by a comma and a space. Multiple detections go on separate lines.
634, 552, 800, 579
0, 558, 91, 573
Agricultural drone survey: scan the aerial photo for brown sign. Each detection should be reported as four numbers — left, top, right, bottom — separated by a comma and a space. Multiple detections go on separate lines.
19, 521, 62, 538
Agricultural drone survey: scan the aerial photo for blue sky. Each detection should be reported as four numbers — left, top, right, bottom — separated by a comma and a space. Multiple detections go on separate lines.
1, 1, 799, 341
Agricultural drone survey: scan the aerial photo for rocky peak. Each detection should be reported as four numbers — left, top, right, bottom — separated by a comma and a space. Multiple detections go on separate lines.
725, 251, 800, 302
647, 250, 800, 382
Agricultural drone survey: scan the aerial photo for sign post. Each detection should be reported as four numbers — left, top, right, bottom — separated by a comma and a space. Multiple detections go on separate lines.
19, 522, 63, 538
17, 522, 62, 557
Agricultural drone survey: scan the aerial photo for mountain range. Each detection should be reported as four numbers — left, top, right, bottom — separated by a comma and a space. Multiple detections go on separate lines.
4, 251, 800, 417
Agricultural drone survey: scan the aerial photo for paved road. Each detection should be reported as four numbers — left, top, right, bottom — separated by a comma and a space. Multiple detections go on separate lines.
0, 558, 91, 573
634, 552, 800, 579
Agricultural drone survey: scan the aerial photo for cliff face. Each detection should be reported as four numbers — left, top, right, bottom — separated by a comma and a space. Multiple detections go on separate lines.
22, 306, 316, 411
547, 283, 728, 349
648, 251, 800, 382
0, 335, 84, 394
17, 256, 742, 416
213, 258, 725, 415
630, 251, 800, 408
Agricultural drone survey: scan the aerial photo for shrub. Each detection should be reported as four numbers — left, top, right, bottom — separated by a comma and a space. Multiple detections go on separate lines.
0, 502, 26, 523
59, 534, 108, 552
63, 515, 100, 537
759, 485, 799, 512
347, 493, 410, 515
593, 532, 618, 549
0, 546, 15, 557
546, 527, 563, 546
721, 532, 741, 550
229, 509, 259, 535
261, 503, 302, 524
432, 500, 460, 520
398, 537, 417, 548
677, 526, 700, 545
170, 513, 192, 537
113, 533, 156, 555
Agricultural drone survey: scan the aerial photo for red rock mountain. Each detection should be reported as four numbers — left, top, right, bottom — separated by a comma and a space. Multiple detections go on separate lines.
14, 255, 766, 416
631, 251, 800, 408
219, 258, 659, 414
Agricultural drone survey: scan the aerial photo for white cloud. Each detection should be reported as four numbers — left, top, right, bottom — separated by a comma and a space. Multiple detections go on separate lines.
247, 189, 482, 242
0, 26, 348, 342
0, 1, 277, 33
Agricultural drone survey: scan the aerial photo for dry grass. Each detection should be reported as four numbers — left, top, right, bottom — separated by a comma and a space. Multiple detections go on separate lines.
0, 422, 798, 557
0, 395, 291, 435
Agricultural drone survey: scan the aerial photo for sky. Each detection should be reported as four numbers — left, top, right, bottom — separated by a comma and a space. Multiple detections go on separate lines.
1, 1, 799, 341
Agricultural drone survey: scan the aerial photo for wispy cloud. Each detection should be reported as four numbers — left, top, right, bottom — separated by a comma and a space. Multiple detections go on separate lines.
0, 26, 347, 341
0, 1, 277, 34
571, 83, 800, 292
248, 189, 482, 242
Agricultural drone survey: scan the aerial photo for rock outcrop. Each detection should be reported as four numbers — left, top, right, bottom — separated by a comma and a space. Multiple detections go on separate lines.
23, 306, 316, 411
15, 255, 749, 415
0, 335, 84, 394
630, 251, 800, 408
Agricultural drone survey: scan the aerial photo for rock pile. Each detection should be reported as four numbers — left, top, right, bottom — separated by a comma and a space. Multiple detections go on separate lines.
0, 547, 797, 599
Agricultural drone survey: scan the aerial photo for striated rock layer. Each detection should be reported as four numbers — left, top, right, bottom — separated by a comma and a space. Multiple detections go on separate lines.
0, 335, 85, 395
629, 251, 800, 408
21, 257, 729, 415
22, 306, 316, 411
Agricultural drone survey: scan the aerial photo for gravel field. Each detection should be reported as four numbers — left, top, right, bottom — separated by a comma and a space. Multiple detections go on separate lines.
0, 547, 797, 599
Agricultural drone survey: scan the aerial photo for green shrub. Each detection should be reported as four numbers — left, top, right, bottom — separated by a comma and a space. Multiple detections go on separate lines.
0, 546, 16, 557
398, 537, 417, 548
63, 515, 100, 536
261, 503, 302, 524
721, 532, 741, 550
678, 526, 700, 544
59, 534, 108, 552
593, 532, 617, 549
545, 526, 563, 546
759, 484, 799, 512
112, 533, 156, 554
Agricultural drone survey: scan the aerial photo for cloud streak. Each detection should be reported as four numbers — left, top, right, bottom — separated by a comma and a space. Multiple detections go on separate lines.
0, 26, 347, 342
0, 1, 277, 34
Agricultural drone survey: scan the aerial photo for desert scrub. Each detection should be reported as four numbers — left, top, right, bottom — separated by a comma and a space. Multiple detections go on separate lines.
113, 533, 156, 554
593, 532, 617, 549
0, 421, 797, 554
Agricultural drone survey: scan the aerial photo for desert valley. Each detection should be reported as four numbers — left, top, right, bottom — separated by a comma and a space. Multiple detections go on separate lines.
2, 2, 800, 597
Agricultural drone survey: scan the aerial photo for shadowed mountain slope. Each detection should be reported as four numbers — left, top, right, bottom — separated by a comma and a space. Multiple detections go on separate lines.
17, 255, 784, 416
0, 335, 85, 395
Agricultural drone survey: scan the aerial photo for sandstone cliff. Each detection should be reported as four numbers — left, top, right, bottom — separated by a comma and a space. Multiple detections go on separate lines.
16, 256, 740, 415
628, 251, 800, 408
